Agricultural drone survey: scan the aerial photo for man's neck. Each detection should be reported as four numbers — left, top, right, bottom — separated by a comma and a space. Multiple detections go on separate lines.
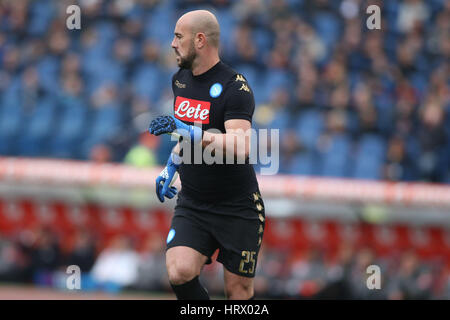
191, 54, 220, 76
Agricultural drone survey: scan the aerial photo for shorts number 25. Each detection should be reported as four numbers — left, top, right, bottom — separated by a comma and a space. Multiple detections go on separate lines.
239, 250, 256, 274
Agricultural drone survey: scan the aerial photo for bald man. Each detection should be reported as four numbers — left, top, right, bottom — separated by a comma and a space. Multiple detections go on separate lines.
172, 10, 220, 71
148, 10, 265, 300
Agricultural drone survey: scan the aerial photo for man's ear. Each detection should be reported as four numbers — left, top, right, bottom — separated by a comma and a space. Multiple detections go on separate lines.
196, 32, 207, 49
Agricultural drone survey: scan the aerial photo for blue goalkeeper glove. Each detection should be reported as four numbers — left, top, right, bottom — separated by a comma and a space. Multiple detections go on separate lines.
148, 115, 202, 143
155, 153, 181, 203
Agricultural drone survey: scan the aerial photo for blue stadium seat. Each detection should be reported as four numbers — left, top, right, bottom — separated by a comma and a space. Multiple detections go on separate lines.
286, 151, 319, 176
269, 111, 291, 132
352, 134, 386, 180
0, 103, 22, 155
80, 104, 122, 159
95, 21, 119, 47
259, 70, 292, 103
253, 28, 272, 58
294, 109, 324, 149
28, 0, 54, 36
36, 56, 59, 94
313, 12, 340, 49
358, 134, 386, 158
17, 98, 56, 156
319, 134, 352, 177
215, 9, 236, 49
286, 0, 304, 8
50, 98, 88, 158
144, 2, 176, 47
94, 60, 126, 88
132, 63, 163, 101
90, 106, 121, 141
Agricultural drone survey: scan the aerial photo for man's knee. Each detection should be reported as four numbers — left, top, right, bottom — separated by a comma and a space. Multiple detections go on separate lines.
225, 279, 254, 300
167, 260, 200, 285
166, 247, 206, 285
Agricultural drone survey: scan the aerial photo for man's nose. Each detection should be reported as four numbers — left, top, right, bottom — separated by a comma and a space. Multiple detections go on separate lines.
171, 38, 177, 49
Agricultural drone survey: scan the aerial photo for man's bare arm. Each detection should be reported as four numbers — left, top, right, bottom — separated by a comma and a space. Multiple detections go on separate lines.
202, 119, 251, 161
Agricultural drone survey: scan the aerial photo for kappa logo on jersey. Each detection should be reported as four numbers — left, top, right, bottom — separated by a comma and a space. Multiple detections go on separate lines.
235, 74, 246, 82
174, 96, 211, 124
239, 83, 251, 92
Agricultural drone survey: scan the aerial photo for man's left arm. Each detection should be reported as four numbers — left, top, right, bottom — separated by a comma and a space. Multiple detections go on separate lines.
202, 119, 252, 161
149, 117, 252, 162
149, 74, 254, 161
201, 75, 255, 161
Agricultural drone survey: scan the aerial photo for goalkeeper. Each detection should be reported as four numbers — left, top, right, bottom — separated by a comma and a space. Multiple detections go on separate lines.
148, 10, 265, 300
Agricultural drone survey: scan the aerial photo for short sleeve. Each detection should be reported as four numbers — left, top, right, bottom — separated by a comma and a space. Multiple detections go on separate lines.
223, 75, 255, 123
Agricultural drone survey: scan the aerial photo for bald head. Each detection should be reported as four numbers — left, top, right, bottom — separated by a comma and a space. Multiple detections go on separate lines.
177, 10, 220, 48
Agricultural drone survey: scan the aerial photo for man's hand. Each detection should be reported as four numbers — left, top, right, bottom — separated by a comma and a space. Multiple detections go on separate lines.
149, 115, 179, 136
149, 115, 202, 143
155, 153, 181, 203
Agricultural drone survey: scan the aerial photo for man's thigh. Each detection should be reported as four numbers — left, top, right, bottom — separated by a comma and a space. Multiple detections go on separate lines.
215, 215, 264, 278
166, 213, 219, 265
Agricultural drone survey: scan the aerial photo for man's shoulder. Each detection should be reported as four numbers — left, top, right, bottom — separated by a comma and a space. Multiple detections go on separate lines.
219, 62, 241, 81
219, 65, 252, 96
219, 62, 252, 89
218, 61, 237, 75
172, 68, 189, 80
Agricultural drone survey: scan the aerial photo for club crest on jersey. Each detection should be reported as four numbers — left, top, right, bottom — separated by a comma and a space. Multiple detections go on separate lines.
174, 96, 210, 124
209, 83, 222, 98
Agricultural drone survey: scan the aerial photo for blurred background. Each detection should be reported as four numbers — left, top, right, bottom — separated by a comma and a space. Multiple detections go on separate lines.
0, 0, 449, 299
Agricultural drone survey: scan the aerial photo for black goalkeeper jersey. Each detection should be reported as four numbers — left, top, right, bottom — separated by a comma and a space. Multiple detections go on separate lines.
171, 61, 259, 203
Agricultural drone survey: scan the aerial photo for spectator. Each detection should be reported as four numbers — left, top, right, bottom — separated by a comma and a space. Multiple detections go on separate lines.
0, 0, 447, 182
386, 251, 434, 300
285, 248, 328, 299
383, 135, 417, 181
90, 235, 140, 293
254, 246, 289, 299
344, 247, 387, 299
0, 236, 29, 283
29, 227, 63, 287
124, 132, 159, 168
65, 228, 96, 273
89, 144, 113, 164
416, 98, 448, 182
132, 233, 169, 292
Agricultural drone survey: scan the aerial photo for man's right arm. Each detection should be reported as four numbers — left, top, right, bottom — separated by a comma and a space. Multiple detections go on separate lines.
172, 141, 181, 156
154, 142, 181, 203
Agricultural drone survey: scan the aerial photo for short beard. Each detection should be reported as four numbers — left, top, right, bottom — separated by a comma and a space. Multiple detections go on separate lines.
178, 41, 196, 70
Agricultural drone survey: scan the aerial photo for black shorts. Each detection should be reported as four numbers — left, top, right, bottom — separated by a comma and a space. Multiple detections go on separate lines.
166, 190, 265, 278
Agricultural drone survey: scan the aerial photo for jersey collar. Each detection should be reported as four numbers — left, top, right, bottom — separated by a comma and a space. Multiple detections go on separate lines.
191, 60, 222, 81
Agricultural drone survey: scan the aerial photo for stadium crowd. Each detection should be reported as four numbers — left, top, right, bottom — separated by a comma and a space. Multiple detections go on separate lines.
1, 225, 450, 299
0, 0, 449, 300
0, 0, 449, 182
